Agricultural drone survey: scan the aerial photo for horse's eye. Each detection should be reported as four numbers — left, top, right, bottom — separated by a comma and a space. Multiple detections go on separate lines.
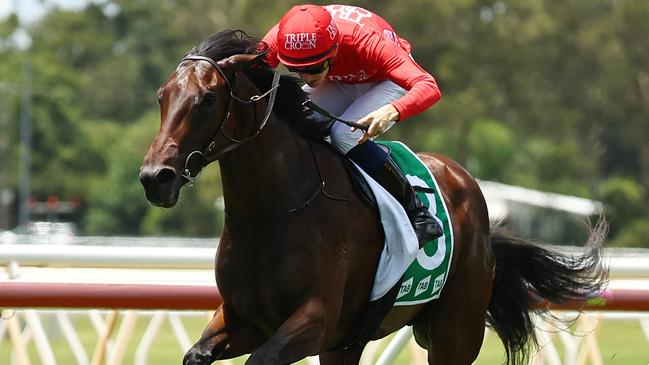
202, 92, 218, 106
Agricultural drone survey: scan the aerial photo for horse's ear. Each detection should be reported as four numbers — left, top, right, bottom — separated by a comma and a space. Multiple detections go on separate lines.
217, 53, 265, 72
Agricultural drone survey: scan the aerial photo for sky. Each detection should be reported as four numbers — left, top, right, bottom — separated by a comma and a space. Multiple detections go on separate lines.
0, 0, 108, 48
0, 0, 96, 24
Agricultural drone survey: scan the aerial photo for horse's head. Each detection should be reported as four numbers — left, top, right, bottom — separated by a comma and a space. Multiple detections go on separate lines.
140, 30, 272, 207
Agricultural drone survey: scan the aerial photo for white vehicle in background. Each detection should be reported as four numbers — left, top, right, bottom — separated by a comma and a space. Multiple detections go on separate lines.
0, 221, 77, 245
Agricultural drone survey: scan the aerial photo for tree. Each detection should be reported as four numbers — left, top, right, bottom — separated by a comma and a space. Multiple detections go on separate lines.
2, 0, 647, 243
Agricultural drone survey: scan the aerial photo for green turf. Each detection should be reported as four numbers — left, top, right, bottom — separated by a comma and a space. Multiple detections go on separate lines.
1, 313, 648, 364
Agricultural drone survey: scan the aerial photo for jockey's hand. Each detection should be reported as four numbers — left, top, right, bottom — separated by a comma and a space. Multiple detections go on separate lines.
352, 104, 400, 144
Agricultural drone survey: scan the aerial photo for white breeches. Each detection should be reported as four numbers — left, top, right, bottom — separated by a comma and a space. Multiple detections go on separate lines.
303, 79, 406, 154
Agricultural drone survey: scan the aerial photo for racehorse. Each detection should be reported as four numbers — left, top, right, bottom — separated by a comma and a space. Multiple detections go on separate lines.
140, 30, 607, 365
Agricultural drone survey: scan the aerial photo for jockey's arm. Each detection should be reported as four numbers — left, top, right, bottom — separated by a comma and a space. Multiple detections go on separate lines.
354, 33, 442, 142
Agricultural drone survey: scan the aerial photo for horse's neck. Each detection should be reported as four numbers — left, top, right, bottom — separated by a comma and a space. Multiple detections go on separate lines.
218, 114, 318, 217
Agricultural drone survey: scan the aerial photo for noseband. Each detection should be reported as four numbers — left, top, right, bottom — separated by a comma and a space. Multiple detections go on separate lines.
179, 55, 281, 185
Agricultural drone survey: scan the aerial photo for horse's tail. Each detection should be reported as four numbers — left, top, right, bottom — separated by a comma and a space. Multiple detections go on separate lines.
486, 217, 609, 365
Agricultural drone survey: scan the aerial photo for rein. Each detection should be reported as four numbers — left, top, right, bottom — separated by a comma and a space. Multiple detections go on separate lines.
179, 55, 281, 185
222, 139, 348, 222
176, 54, 347, 219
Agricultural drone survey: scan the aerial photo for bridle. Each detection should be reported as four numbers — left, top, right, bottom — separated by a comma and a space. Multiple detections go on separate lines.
178, 55, 281, 185
172, 54, 348, 220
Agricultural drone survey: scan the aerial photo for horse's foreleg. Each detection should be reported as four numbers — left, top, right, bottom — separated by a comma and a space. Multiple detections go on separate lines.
319, 345, 365, 365
245, 298, 327, 365
183, 304, 263, 365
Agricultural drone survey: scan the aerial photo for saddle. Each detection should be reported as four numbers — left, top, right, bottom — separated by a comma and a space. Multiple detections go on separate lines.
340, 155, 378, 208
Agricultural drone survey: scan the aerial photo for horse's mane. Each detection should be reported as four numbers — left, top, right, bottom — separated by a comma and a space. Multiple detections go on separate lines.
188, 29, 323, 139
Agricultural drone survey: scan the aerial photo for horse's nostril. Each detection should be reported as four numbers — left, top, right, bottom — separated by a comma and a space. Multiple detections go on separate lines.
155, 168, 176, 185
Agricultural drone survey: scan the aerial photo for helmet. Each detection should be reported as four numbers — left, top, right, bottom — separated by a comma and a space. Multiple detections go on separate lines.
276, 5, 339, 67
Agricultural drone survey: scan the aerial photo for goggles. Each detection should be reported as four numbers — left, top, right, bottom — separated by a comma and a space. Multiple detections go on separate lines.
286, 59, 331, 75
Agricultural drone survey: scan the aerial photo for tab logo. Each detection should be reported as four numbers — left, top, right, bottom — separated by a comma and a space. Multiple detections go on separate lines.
397, 277, 413, 299
433, 273, 445, 293
284, 32, 317, 50
415, 275, 431, 297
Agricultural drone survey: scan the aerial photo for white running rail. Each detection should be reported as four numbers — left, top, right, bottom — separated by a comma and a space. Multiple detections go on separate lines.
2, 243, 649, 365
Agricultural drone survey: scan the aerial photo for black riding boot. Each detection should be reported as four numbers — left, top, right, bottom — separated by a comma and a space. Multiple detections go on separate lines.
369, 158, 443, 247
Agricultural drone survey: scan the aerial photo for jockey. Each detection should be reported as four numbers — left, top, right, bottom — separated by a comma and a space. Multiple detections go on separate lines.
260, 4, 443, 245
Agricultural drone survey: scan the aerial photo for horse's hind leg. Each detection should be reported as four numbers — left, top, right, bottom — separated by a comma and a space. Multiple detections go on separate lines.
412, 261, 492, 364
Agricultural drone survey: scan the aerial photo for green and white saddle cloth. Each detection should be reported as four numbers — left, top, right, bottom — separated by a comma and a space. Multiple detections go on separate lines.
370, 141, 454, 306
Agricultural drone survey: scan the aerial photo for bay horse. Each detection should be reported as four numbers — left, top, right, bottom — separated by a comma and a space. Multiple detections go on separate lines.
139, 30, 607, 365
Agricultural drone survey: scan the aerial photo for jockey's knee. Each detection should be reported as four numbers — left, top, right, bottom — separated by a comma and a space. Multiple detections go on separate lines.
330, 122, 365, 154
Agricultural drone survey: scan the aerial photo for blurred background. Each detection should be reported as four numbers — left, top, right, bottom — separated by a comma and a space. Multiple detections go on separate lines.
1, 1, 649, 364
1, 0, 648, 246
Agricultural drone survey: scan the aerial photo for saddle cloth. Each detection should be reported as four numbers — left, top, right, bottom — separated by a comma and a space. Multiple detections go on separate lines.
359, 141, 454, 306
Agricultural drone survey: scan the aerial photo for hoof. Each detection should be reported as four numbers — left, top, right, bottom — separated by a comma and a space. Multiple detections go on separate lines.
183, 348, 213, 365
